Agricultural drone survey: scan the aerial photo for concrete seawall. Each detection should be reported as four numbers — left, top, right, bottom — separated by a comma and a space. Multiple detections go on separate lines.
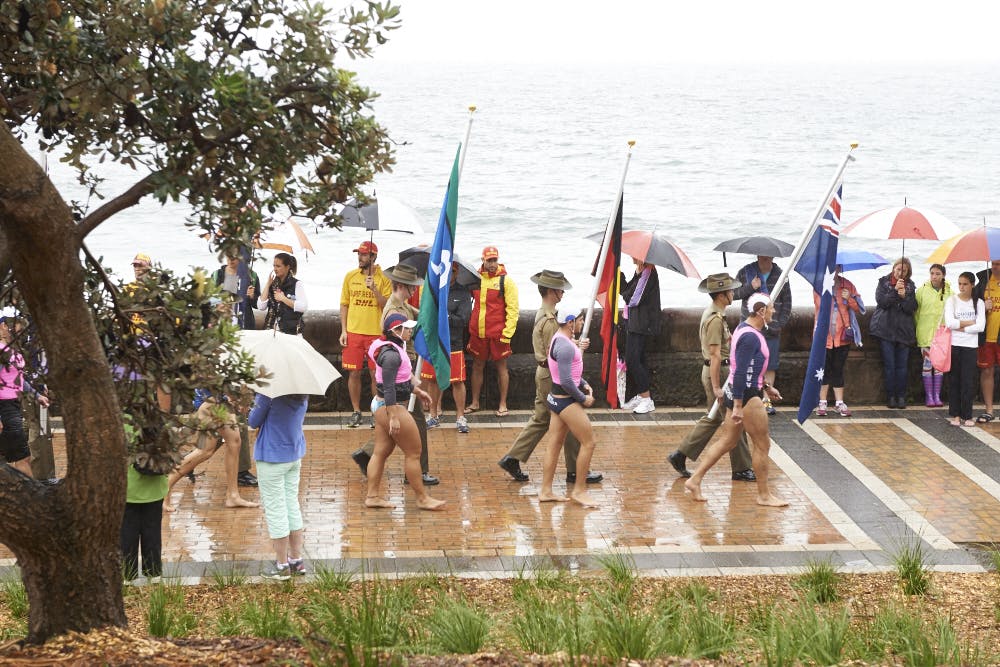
293, 307, 917, 411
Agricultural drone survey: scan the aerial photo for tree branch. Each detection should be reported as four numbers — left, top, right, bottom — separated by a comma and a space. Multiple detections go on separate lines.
75, 173, 159, 240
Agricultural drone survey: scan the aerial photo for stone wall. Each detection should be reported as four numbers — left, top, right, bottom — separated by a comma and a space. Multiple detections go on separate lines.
294, 307, 919, 411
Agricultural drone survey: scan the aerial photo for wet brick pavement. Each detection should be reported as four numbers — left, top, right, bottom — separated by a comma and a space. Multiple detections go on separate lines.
2, 406, 997, 580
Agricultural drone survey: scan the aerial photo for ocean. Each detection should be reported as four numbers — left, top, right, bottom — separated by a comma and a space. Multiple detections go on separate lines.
46, 62, 1000, 312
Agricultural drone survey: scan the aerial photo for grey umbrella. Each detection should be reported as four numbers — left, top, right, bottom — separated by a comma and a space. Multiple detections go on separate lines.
713, 236, 795, 267
398, 246, 481, 287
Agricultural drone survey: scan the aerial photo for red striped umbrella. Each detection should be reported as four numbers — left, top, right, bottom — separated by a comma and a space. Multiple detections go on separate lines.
619, 230, 701, 279
586, 229, 701, 278
842, 206, 959, 241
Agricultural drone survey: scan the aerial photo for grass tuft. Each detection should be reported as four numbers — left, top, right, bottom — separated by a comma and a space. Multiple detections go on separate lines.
146, 582, 197, 637
313, 561, 357, 592
892, 538, 933, 596
426, 596, 490, 654
208, 563, 249, 590
794, 557, 841, 603
240, 596, 298, 639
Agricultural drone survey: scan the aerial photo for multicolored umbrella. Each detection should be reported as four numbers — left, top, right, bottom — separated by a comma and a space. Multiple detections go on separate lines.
585, 230, 701, 278
926, 226, 1000, 264
257, 218, 316, 257
842, 205, 960, 241
621, 231, 700, 278
587, 230, 700, 279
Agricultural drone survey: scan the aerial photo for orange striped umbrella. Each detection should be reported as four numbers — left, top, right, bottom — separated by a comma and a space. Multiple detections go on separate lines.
257, 218, 316, 257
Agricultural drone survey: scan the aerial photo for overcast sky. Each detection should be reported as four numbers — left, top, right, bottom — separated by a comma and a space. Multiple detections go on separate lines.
369, 1, 1000, 65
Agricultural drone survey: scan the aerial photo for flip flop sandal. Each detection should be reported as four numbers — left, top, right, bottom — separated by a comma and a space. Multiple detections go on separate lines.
976, 413, 994, 423
464, 406, 480, 414
495, 409, 509, 417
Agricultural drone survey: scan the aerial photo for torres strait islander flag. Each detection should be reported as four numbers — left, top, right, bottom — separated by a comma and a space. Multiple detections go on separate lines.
413, 145, 460, 390
793, 180, 844, 424
592, 194, 624, 408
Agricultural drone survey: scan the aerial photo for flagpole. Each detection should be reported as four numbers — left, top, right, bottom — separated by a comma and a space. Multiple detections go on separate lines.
581, 140, 635, 342
409, 109, 476, 411
767, 143, 859, 303
458, 106, 476, 178
706, 142, 859, 420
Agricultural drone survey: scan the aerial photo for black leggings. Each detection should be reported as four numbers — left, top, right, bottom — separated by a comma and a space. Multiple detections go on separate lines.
824, 345, 850, 389
625, 332, 651, 395
120, 500, 164, 579
0, 399, 29, 464
949, 346, 978, 421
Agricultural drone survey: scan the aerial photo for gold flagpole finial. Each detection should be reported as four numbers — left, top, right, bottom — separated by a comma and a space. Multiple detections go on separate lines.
468, 105, 477, 113
850, 142, 859, 150
627, 140, 636, 148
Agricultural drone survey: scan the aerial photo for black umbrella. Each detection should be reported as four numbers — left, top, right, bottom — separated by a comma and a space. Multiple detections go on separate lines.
713, 236, 795, 267
398, 246, 481, 287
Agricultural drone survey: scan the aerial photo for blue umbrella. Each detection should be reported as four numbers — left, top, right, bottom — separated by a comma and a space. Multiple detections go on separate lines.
834, 249, 889, 272
797, 248, 887, 275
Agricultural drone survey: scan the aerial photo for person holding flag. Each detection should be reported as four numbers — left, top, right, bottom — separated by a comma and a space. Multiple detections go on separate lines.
793, 176, 850, 422
413, 146, 464, 431
667, 273, 755, 481
421, 268, 472, 433
498, 270, 602, 484
684, 294, 787, 507
349, 264, 438, 486
812, 266, 864, 417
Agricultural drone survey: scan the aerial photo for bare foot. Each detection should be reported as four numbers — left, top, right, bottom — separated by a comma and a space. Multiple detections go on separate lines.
164, 501, 177, 513
416, 496, 447, 511
757, 494, 789, 507
570, 490, 599, 507
225, 496, 260, 509
539, 491, 568, 502
684, 478, 706, 502
365, 496, 395, 508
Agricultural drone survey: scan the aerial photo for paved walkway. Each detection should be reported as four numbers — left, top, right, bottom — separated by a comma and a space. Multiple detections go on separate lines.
5, 407, 998, 580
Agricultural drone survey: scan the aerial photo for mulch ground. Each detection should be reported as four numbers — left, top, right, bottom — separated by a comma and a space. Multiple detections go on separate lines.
0, 572, 997, 665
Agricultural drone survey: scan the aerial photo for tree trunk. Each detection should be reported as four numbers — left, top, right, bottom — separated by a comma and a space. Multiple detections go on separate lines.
0, 126, 128, 641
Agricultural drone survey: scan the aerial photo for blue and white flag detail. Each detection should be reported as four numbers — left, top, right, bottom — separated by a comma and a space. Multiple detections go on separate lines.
793, 181, 843, 424
414, 145, 461, 390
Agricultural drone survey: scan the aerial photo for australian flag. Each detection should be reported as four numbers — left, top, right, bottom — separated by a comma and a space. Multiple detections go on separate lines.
413, 145, 460, 390
793, 180, 844, 424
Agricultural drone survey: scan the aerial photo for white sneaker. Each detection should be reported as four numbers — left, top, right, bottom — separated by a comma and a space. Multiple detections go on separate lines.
621, 395, 641, 410
633, 397, 656, 414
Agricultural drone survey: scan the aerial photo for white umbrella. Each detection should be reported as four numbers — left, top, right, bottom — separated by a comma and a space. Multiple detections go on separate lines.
257, 217, 316, 257
237, 329, 340, 397
337, 194, 431, 235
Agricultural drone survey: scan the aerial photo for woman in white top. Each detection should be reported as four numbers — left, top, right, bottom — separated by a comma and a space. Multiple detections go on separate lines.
945, 271, 986, 426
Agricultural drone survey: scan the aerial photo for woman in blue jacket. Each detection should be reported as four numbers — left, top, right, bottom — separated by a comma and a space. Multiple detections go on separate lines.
248, 392, 309, 581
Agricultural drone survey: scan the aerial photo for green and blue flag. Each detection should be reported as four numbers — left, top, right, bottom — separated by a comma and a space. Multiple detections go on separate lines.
414, 145, 461, 390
